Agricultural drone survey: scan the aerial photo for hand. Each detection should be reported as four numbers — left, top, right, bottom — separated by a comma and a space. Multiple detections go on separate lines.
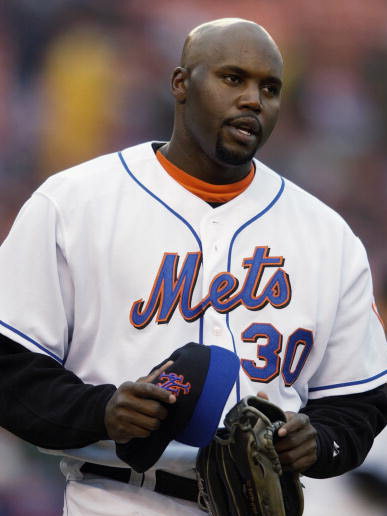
257, 391, 318, 473
275, 412, 318, 472
105, 360, 176, 443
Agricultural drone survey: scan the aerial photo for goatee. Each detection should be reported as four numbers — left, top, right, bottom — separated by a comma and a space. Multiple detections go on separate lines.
215, 138, 257, 166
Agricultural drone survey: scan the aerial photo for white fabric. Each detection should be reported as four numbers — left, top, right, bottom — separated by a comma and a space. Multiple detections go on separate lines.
63, 476, 201, 516
0, 141, 386, 514
53, 441, 197, 478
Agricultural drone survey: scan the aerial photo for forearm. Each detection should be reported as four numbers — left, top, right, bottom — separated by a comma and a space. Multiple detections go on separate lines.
301, 384, 387, 478
0, 334, 116, 449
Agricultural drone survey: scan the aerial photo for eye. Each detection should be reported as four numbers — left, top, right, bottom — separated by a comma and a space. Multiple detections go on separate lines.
262, 84, 280, 98
223, 74, 242, 86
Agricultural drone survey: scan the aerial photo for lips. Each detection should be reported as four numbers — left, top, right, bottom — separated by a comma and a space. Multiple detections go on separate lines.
227, 116, 261, 137
224, 116, 262, 145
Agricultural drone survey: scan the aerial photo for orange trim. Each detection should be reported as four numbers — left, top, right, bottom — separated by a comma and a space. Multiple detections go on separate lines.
372, 302, 385, 330
156, 150, 254, 203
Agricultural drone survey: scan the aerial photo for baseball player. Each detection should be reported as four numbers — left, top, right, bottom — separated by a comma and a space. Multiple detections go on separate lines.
0, 18, 386, 516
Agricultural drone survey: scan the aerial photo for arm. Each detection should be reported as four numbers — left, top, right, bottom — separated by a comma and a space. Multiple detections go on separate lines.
300, 384, 387, 478
0, 333, 115, 449
274, 225, 387, 476
0, 195, 176, 450
271, 385, 387, 477
0, 334, 175, 449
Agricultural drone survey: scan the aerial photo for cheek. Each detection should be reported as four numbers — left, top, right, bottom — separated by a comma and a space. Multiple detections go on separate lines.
263, 102, 280, 131
185, 89, 224, 137
259, 104, 281, 146
188, 80, 226, 120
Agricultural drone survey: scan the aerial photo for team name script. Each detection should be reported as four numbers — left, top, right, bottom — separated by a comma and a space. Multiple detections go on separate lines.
130, 246, 291, 328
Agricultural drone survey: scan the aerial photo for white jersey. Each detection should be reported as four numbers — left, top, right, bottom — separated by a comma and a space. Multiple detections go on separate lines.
0, 141, 386, 476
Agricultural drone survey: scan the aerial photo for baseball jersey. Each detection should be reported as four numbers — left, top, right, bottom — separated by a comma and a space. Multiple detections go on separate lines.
0, 141, 386, 475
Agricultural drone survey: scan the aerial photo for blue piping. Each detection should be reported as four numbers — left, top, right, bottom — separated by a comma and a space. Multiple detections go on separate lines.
118, 151, 204, 343
225, 177, 285, 401
0, 320, 63, 364
309, 369, 387, 392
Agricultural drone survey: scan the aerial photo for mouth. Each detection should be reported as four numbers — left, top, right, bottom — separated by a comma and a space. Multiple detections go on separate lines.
235, 127, 254, 136
224, 117, 261, 145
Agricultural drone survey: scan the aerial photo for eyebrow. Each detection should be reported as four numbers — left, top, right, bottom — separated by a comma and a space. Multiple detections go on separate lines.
216, 64, 283, 86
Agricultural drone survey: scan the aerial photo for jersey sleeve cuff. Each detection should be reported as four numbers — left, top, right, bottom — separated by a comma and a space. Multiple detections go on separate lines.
0, 320, 64, 364
308, 370, 387, 399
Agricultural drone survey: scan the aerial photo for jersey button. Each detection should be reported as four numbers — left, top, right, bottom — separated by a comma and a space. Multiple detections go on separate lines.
214, 243, 218, 251
213, 326, 222, 336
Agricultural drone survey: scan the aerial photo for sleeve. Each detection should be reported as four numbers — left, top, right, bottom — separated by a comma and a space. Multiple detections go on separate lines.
0, 333, 116, 449
301, 384, 387, 478
308, 229, 387, 398
0, 192, 72, 364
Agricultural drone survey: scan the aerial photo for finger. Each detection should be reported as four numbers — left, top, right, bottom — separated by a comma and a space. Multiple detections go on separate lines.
256, 391, 269, 400
281, 457, 311, 473
275, 428, 313, 452
118, 380, 176, 405
142, 360, 173, 383
120, 396, 169, 420
277, 412, 305, 437
113, 422, 154, 443
278, 441, 318, 472
117, 409, 164, 432
131, 381, 176, 404
291, 453, 318, 473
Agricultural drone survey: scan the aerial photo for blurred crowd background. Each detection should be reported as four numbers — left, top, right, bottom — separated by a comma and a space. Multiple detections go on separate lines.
0, 1, 386, 515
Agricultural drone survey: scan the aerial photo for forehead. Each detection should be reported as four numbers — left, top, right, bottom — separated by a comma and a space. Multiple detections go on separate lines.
190, 25, 283, 78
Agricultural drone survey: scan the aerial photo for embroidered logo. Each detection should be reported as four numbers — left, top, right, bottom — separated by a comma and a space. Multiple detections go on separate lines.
130, 246, 291, 329
333, 441, 340, 458
157, 373, 191, 396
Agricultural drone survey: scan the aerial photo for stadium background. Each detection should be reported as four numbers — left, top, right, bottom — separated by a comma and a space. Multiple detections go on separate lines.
0, 1, 386, 514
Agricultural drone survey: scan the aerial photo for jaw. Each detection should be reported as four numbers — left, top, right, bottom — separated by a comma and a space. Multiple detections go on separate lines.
215, 139, 257, 167
215, 127, 260, 166
167, 112, 256, 181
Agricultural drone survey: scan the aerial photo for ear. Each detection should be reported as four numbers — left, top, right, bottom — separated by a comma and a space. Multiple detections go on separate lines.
171, 67, 189, 103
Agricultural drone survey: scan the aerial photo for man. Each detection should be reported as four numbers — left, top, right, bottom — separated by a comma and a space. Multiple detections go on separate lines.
0, 18, 386, 516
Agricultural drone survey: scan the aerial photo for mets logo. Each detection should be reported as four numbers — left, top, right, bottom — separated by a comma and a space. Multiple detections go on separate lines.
157, 373, 191, 396
130, 246, 291, 329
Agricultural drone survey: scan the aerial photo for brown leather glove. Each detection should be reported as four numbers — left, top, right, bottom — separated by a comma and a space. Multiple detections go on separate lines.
196, 396, 304, 516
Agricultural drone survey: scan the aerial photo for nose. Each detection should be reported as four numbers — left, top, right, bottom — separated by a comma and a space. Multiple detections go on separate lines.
237, 82, 262, 112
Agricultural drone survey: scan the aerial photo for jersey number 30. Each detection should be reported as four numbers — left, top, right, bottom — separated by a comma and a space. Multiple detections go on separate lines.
241, 323, 313, 386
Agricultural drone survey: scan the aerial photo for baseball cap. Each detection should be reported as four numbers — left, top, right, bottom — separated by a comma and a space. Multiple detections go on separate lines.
115, 342, 240, 472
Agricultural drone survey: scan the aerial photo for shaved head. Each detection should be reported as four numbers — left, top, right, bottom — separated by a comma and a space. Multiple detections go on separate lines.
164, 17, 284, 183
180, 18, 282, 70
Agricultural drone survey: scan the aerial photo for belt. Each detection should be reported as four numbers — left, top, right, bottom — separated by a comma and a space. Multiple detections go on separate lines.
80, 462, 198, 503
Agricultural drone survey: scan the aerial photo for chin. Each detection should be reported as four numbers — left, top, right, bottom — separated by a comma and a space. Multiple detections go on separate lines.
215, 140, 257, 166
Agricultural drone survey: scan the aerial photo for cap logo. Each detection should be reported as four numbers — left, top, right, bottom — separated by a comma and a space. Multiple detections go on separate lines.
157, 372, 191, 396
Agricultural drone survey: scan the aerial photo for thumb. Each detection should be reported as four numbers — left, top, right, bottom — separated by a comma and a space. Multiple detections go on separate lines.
257, 391, 269, 400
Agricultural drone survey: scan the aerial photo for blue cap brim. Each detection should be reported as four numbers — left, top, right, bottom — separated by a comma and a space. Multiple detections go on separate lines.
175, 345, 240, 447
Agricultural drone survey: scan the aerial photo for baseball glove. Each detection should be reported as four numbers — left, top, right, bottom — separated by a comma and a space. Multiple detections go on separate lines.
196, 396, 304, 516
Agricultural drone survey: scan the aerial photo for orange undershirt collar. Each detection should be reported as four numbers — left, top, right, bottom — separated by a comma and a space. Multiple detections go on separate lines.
156, 150, 254, 204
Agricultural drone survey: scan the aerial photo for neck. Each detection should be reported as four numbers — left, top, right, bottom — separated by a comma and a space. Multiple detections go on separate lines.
160, 132, 252, 185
